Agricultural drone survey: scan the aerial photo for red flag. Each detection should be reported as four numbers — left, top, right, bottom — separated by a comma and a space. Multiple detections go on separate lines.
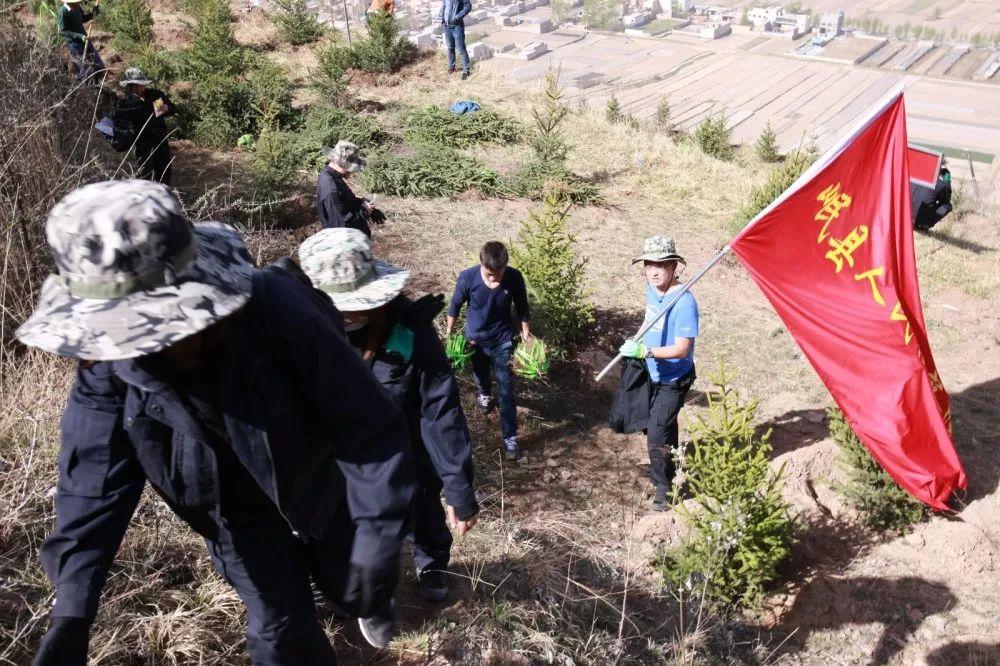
729, 94, 966, 510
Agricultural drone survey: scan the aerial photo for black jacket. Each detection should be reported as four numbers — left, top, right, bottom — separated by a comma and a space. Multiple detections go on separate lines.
316, 166, 370, 236
349, 296, 478, 519
607, 358, 651, 434
44, 264, 415, 620
113, 88, 175, 150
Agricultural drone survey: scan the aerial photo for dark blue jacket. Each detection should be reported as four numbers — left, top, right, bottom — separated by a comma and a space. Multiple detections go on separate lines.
43, 264, 415, 620
439, 0, 472, 26
352, 296, 478, 519
447, 265, 530, 347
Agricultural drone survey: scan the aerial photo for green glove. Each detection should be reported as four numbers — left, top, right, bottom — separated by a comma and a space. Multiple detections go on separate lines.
619, 339, 647, 359
384, 324, 414, 362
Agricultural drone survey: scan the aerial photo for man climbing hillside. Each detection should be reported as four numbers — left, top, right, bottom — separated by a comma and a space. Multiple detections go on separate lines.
298, 228, 479, 649
56, 0, 106, 81
17, 180, 414, 665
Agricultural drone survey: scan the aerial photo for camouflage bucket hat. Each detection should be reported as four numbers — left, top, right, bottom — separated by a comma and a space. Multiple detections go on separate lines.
15, 180, 254, 361
632, 235, 686, 265
120, 67, 153, 87
298, 228, 409, 312
322, 140, 367, 173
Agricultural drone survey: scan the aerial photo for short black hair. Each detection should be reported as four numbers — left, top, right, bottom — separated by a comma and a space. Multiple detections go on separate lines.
479, 241, 509, 272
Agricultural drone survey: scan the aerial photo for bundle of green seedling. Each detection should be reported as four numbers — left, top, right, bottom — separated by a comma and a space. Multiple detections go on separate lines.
446, 334, 474, 372
403, 106, 524, 149
513, 338, 550, 380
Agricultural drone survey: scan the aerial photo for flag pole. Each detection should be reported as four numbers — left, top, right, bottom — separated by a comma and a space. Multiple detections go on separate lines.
593, 85, 910, 384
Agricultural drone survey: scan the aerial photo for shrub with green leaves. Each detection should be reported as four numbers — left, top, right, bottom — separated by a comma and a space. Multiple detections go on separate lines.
99, 0, 153, 53
312, 40, 353, 106
350, 10, 413, 73
251, 125, 306, 197
509, 188, 593, 351
403, 106, 523, 148
182, 0, 248, 79
504, 162, 599, 205
360, 145, 504, 197
530, 67, 570, 166
264, 108, 389, 171
732, 147, 815, 232
829, 407, 929, 532
655, 97, 670, 128
694, 114, 733, 161
605, 95, 623, 124
655, 365, 796, 609
755, 121, 780, 163
128, 43, 185, 88
272, 0, 325, 45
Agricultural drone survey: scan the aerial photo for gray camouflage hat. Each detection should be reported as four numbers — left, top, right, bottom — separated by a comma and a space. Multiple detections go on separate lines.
632, 235, 686, 265
15, 180, 254, 361
322, 140, 367, 173
120, 67, 153, 87
298, 228, 409, 312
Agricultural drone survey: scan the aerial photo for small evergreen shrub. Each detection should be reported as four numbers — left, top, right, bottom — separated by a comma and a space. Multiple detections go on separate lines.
509, 187, 594, 351
755, 121, 780, 163
504, 162, 599, 205
655, 365, 796, 609
129, 43, 184, 88
244, 57, 298, 132
99, 0, 153, 53
693, 114, 733, 161
312, 40, 353, 106
732, 147, 815, 232
605, 95, 623, 124
655, 97, 670, 128
272, 0, 325, 45
360, 145, 504, 197
265, 108, 389, 171
350, 10, 413, 73
829, 407, 929, 532
403, 106, 523, 148
251, 125, 306, 196
531, 67, 570, 166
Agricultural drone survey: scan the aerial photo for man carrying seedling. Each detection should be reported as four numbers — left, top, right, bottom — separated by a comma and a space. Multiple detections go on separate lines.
114, 67, 176, 185
316, 140, 386, 238
446, 241, 531, 461
57, 0, 106, 82
18, 180, 414, 665
298, 228, 479, 648
618, 236, 698, 512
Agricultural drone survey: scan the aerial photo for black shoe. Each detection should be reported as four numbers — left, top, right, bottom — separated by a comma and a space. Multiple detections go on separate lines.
419, 569, 450, 603
358, 602, 395, 649
651, 495, 669, 512
475, 394, 492, 413
461, 71, 470, 80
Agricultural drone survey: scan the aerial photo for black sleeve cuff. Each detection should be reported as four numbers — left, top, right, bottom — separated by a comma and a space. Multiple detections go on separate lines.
453, 502, 479, 521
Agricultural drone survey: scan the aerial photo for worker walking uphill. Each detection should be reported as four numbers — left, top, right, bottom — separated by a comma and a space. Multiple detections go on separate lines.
618, 236, 698, 512
57, 0, 106, 82
18, 180, 415, 665
298, 228, 479, 648
316, 141, 386, 238
446, 241, 531, 461
114, 67, 176, 185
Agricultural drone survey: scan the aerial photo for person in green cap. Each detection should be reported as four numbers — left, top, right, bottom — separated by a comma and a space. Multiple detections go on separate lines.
618, 236, 698, 512
57, 0, 106, 82
113, 67, 177, 185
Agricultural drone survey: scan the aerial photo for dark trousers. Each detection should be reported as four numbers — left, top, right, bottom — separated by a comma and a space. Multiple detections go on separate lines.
646, 373, 694, 497
206, 511, 340, 665
135, 141, 173, 185
66, 41, 106, 82
410, 476, 453, 574
471, 339, 517, 441
443, 23, 470, 74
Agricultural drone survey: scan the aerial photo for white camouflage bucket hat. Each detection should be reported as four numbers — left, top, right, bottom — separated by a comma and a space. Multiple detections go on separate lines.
120, 66, 153, 87
321, 140, 367, 172
16, 180, 254, 361
632, 235, 686, 265
298, 228, 409, 312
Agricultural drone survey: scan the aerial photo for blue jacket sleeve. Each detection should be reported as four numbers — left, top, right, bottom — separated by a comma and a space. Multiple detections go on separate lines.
455, 0, 472, 21
413, 324, 478, 517
447, 272, 469, 318
41, 362, 144, 621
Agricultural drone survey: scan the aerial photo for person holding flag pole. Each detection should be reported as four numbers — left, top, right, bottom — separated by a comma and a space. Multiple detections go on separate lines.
56, 0, 106, 82
597, 85, 967, 512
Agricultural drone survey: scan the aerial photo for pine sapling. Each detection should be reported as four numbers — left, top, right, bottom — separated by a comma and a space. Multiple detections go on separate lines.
755, 121, 780, 163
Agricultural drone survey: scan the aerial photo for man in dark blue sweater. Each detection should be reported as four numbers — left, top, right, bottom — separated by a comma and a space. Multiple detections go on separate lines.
446, 241, 531, 460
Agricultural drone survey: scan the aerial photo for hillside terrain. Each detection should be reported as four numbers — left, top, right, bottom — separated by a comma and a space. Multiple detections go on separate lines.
1, 1, 999, 663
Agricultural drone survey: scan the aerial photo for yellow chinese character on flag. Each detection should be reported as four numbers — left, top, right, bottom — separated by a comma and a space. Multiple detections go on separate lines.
855, 266, 886, 305
825, 225, 869, 273
815, 183, 853, 243
890, 300, 914, 345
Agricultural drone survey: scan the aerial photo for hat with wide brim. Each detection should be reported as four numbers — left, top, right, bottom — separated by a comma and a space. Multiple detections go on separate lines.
631, 235, 686, 265
119, 67, 153, 87
16, 223, 254, 361
298, 227, 409, 312
321, 142, 367, 173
